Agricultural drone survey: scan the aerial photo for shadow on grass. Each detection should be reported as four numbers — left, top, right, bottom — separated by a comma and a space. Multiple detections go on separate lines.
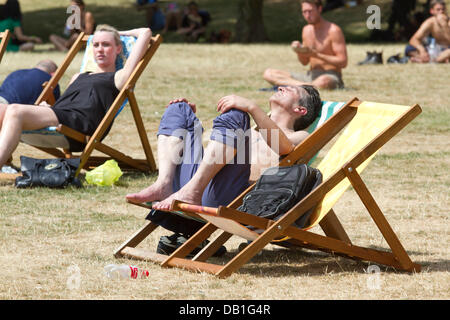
210, 244, 445, 277
219, 248, 371, 277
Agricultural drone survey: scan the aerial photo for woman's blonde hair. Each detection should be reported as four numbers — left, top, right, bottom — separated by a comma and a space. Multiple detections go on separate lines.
94, 24, 121, 46
93, 25, 125, 67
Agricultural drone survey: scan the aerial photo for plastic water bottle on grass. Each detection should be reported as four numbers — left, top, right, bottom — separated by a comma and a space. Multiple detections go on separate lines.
428, 38, 440, 62
104, 264, 149, 279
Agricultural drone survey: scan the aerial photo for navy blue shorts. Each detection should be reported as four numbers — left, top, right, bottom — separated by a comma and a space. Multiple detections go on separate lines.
405, 44, 418, 56
147, 102, 251, 236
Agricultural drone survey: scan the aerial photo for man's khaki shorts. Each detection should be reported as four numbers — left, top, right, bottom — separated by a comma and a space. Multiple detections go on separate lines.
290, 69, 344, 89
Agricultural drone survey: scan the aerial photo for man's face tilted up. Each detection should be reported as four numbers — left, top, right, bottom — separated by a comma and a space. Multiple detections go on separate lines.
269, 86, 307, 117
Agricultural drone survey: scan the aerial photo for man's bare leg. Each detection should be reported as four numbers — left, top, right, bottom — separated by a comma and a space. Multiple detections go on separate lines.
263, 68, 307, 87
0, 104, 59, 167
311, 74, 338, 90
436, 48, 450, 63
152, 140, 236, 211
264, 68, 339, 89
125, 135, 184, 203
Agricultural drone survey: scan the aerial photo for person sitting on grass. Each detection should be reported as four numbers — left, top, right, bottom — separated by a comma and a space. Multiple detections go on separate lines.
407, 0, 450, 63
263, 0, 347, 90
176, 1, 210, 42
125, 85, 321, 256
0, 25, 152, 168
49, 0, 95, 52
0, 0, 42, 51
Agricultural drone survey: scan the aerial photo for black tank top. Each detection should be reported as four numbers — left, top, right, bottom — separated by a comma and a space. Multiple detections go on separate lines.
52, 72, 120, 151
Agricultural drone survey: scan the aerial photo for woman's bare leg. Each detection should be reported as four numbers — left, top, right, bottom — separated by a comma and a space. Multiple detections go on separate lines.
49, 34, 69, 52
0, 104, 59, 167
19, 42, 34, 51
0, 103, 7, 128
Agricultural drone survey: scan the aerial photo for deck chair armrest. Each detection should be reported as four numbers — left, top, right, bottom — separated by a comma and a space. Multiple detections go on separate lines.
171, 200, 274, 231
57, 124, 89, 144
127, 200, 206, 223
126, 200, 152, 210
40, 81, 56, 105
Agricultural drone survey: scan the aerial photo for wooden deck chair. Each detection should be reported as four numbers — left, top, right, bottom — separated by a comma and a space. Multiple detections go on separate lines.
0, 30, 11, 63
19, 32, 162, 176
114, 101, 345, 259
115, 97, 422, 278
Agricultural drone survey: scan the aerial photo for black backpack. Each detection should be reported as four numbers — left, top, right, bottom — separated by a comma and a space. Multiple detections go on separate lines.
237, 164, 322, 228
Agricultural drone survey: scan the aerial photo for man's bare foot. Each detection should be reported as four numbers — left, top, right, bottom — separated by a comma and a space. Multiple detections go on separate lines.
126, 180, 172, 204
152, 187, 203, 211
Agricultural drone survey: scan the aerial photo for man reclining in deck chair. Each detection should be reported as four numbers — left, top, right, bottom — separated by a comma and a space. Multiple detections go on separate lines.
0, 25, 152, 168
126, 85, 322, 256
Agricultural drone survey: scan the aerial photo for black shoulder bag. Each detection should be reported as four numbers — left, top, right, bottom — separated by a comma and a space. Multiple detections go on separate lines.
15, 156, 82, 188
237, 164, 322, 228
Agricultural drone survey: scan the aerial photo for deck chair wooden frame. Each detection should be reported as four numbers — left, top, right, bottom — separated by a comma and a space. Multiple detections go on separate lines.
0, 30, 11, 63
27, 32, 161, 176
115, 97, 422, 278
113, 100, 345, 258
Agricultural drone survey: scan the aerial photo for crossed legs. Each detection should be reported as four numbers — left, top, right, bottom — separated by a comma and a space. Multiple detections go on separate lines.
126, 101, 251, 236
263, 68, 339, 90
126, 101, 249, 208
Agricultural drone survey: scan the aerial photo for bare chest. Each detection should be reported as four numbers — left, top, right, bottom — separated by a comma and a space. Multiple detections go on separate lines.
431, 23, 450, 45
304, 29, 334, 54
249, 131, 280, 180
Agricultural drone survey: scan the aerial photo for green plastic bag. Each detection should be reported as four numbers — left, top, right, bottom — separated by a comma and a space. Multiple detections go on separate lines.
85, 160, 123, 186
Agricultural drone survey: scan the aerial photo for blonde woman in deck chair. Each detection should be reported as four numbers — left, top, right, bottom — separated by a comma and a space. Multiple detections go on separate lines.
0, 25, 152, 168
126, 85, 322, 256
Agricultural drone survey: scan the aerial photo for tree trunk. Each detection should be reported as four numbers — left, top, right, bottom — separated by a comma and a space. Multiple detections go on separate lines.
235, 0, 269, 43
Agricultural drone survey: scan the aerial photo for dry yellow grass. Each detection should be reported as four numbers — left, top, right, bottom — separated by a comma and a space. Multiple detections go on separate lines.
0, 41, 449, 300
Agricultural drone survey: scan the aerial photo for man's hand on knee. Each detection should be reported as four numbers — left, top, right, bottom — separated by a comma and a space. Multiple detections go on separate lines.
166, 98, 196, 113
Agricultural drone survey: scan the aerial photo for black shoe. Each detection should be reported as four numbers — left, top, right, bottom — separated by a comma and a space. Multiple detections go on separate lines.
387, 54, 409, 64
358, 51, 383, 65
399, 56, 409, 64
157, 233, 227, 258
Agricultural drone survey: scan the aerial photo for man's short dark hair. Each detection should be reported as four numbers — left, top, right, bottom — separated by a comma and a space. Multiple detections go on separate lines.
293, 85, 321, 131
73, 0, 85, 7
430, 0, 446, 9
301, 0, 323, 8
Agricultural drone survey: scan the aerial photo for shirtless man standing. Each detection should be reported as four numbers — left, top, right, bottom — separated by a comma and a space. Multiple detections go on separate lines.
125, 85, 321, 255
408, 0, 450, 63
263, 0, 348, 90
